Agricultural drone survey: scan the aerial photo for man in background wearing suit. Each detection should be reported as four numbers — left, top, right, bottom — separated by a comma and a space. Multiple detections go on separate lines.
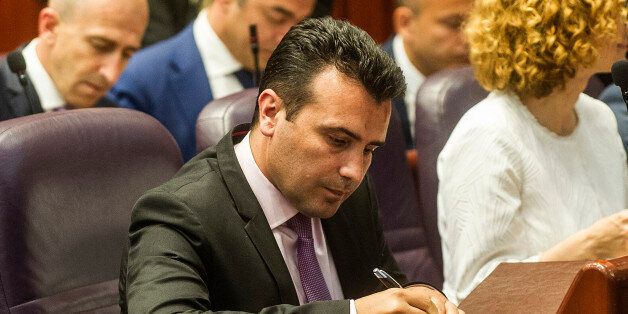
0, 0, 148, 121
599, 85, 628, 152
383, 0, 472, 148
123, 17, 462, 314
108, 0, 315, 161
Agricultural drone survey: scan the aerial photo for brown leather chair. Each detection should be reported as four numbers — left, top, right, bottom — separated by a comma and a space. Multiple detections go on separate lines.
0, 108, 182, 313
196, 89, 441, 287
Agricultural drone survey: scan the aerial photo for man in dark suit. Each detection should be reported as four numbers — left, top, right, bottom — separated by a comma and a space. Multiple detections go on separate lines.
383, 0, 472, 148
123, 17, 462, 313
108, 0, 315, 161
0, 0, 148, 121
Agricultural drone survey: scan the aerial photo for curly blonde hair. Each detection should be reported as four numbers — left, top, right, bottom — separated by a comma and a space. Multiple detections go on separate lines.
465, 0, 626, 98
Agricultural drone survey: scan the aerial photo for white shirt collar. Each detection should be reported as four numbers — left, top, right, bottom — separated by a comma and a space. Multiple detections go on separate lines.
233, 132, 299, 229
393, 35, 425, 97
392, 35, 425, 138
193, 9, 243, 80
22, 39, 65, 111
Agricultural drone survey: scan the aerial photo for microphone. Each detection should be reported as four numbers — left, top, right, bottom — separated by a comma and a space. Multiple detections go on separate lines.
249, 24, 260, 87
7, 50, 41, 114
7, 51, 29, 87
611, 60, 628, 111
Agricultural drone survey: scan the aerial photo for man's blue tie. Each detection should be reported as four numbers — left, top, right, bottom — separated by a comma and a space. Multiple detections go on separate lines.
234, 69, 254, 88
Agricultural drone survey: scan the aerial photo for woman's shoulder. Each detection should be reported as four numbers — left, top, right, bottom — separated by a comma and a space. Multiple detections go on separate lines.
449, 91, 524, 141
576, 93, 620, 133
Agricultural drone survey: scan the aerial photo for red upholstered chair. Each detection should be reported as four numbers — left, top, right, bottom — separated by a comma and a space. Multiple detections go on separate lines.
0, 108, 182, 313
196, 89, 441, 287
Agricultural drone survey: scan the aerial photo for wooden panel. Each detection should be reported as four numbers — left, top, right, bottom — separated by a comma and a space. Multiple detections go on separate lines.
0, 0, 45, 54
0, 0, 395, 53
460, 256, 628, 313
331, 0, 395, 44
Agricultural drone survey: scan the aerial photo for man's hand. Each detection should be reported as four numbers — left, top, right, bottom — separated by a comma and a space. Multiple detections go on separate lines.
355, 286, 464, 314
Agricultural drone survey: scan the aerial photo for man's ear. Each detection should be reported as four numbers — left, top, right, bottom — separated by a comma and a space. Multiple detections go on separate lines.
38, 7, 61, 44
257, 89, 284, 137
392, 6, 414, 35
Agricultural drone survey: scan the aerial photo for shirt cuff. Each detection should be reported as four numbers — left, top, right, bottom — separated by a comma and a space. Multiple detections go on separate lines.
349, 299, 357, 314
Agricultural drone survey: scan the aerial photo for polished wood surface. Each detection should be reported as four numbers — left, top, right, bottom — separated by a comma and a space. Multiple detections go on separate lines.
0, 0, 395, 55
0, 0, 45, 54
460, 256, 628, 313
331, 0, 395, 43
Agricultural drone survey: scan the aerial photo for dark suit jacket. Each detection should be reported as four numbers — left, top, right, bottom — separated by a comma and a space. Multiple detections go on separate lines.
599, 85, 628, 152
108, 24, 213, 161
382, 37, 414, 149
123, 124, 406, 313
0, 51, 115, 121
0, 54, 43, 121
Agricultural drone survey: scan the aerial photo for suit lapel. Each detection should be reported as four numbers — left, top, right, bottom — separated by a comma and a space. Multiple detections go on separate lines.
214, 127, 299, 305
168, 25, 213, 131
0, 55, 42, 119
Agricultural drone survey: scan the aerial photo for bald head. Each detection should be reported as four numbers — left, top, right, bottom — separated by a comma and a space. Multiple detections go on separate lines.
49, 0, 148, 22
37, 0, 148, 107
396, 0, 422, 13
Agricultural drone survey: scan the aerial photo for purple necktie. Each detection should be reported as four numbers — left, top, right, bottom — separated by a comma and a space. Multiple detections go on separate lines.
286, 213, 332, 302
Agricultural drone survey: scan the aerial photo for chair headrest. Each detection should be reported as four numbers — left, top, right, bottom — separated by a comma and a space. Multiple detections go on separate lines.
196, 88, 258, 152
0, 108, 183, 307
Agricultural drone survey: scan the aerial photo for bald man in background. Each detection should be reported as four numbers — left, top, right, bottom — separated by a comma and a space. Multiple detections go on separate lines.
108, 0, 316, 161
0, 0, 148, 121
383, 0, 472, 148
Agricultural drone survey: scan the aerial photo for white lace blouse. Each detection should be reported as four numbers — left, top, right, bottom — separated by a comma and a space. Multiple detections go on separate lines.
437, 91, 628, 304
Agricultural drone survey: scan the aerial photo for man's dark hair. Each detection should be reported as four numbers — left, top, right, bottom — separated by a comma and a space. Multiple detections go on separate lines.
253, 17, 405, 125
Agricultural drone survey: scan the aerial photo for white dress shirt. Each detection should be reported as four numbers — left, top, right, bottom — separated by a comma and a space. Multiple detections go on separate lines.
193, 9, 247, 100
234, 133, 357, 313
392, 35, 425, 139
438, 91, 628, 304
22, 39, 65, 112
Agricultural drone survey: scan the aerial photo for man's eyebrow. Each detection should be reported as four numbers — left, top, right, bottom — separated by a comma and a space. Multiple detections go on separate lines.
328, 126, 385, 147
270, 6, 295, 19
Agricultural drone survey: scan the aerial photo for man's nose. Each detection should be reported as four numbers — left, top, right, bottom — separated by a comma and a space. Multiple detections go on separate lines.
99, 53, 125, 86
339, 152, 369, 184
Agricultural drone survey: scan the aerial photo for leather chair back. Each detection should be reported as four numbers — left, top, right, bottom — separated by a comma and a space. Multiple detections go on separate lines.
414, 66, 489, 273
369, 109, 441, 287
196, 88, 258, 152
0, 108, 182, 313
197, 89, 440, 287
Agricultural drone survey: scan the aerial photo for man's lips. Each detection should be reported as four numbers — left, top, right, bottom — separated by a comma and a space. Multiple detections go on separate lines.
83, 81, 107, 93
325, 187, 348, 198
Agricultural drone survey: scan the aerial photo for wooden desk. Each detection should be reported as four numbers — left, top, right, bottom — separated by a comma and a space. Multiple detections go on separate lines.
459, 256, 628, 313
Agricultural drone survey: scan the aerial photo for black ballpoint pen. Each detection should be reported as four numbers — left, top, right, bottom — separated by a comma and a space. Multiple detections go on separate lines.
373, 268, 402, 289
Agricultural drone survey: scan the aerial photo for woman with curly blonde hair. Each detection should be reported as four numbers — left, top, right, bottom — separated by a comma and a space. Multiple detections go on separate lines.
437, 0, 628, 304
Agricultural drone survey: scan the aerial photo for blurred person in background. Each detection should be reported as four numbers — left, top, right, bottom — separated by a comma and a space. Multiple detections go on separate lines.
599, 84, 628, 152
0, 0, 148, 120
108, 0, 315, 161
383, 0, 472, 148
